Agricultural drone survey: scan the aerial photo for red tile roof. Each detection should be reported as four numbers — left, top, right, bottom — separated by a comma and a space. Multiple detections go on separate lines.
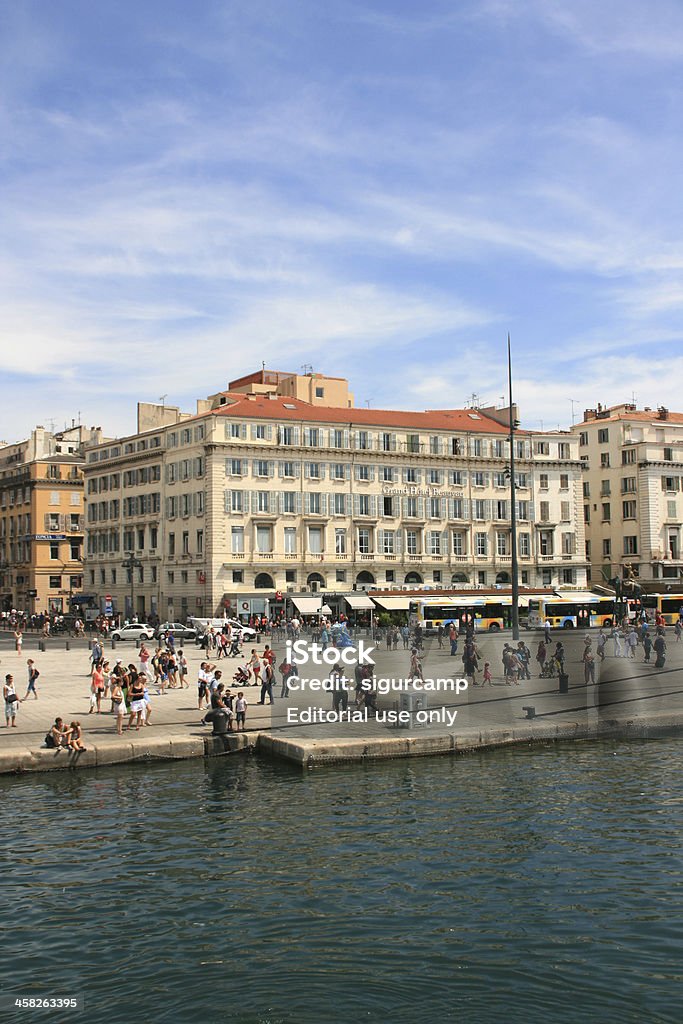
213, 393, 511, 433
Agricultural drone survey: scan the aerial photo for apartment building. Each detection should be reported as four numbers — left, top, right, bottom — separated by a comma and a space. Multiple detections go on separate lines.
82, 370, 587, 621
573, 403, 683, 587
0, 425, 104, 614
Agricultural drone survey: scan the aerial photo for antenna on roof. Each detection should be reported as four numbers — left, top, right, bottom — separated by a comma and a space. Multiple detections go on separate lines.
465, 393, 480, 409
159, 395, 167, 408
301, 363, 313, 375
568, 398, 579, 425
364, 399, 371, 408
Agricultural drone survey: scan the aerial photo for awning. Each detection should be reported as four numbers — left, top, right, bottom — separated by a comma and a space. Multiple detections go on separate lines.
321, 604, 333, 615
344, 593, 375, 610
291, 596, 322, 614
371, 595, 411, 611
516, 596, 531, 609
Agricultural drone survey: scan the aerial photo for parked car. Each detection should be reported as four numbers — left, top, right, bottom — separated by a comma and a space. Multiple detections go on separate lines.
110, 623, 156, 642
154, 621, 198, 642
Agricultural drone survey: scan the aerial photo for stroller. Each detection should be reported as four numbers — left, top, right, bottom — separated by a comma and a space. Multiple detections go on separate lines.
540, 656, 559, 678
233, 664, 252, 687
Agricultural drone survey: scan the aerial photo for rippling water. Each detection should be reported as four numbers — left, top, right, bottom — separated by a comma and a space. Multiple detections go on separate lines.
2, 740, 682, 1024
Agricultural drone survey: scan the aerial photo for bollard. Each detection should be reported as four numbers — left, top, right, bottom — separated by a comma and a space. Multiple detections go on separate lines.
558, 672, 569, 694
111, 637, 117, 651
65, 640, 70, 651
39, 639, 45, 653
205, 708, 230, 735
522, 705, 536, 720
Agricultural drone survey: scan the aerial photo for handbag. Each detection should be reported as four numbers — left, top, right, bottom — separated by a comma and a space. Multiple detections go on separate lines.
6, 693, 18, 703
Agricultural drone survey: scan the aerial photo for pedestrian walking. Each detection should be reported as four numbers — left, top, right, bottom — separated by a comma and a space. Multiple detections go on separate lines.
643, 634, 652, 663
449, 622, 459, 657
536, 641, 547, 676
653, 632, 667, 669
582, 646, 595, 684
14, 630, 23, 655
22, 659, 40, 701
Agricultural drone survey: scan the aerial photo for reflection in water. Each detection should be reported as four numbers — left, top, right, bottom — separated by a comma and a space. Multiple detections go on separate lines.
2, 740, 682, 1024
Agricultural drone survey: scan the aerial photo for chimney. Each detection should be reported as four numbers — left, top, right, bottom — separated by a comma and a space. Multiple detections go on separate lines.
658, 406, 669, 420
583, 409, 597, 421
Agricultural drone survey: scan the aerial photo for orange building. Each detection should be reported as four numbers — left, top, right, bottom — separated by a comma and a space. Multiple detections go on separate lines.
0, 425, 105, 614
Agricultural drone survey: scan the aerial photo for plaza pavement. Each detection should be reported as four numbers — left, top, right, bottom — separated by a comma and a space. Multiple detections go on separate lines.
0, 629, 682, 772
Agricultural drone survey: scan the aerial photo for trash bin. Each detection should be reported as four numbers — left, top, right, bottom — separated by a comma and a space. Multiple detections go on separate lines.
558, 673, 569, 694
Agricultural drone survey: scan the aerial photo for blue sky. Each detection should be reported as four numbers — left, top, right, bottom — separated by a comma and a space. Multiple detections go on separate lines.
2, 0, 683, 440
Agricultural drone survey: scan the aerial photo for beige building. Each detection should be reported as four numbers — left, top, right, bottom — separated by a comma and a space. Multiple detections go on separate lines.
573, 403, 683, 588
82, 369, 587, 621
0, 425, 105, 614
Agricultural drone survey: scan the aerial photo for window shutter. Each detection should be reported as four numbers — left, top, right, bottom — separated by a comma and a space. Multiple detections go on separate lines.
369, 495, 376, 517
343, 429, 349, 449
267, 425, 273, 441
395, 530, 403, 554
292, 427, 301, 446
303, 427, 311, 446
303, 493, 310, 514
296, 492, 303, 514
378, 528, 384, 550
392, 496, 400, 517
251, 491, 258, 513
368, 466, 375, 482
304, 463, 310, 479
344, 494, 352, 516
353, 494, 361, 516
417, 496, 424, 519
278, 461, 285, 478
241, 424, 247, 439
321, 494, 328, 515
268, 461, 274, 477
463, 498, 470, 520
402, 497, 409, 517
319, 463, 326, 480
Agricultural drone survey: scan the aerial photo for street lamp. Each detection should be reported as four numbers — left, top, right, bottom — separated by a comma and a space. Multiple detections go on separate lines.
122, 552, 142, 620
507, 335, 520, 641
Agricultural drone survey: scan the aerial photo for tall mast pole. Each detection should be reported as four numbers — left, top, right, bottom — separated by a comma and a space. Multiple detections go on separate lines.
508, 334, 520, 640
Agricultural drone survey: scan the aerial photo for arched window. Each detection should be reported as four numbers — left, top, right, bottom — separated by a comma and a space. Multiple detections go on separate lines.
254, 573, 275, 589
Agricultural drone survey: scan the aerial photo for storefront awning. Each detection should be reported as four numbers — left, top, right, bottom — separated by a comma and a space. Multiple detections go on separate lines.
344, 593, 375, 610
321, 604, 333, 615
371, 595, 411, 611
291, 596, 323, 614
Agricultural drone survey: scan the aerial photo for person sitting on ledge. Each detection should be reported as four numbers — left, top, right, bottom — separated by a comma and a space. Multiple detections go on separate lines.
45, 717, 69, 749
68, 721, 87, 752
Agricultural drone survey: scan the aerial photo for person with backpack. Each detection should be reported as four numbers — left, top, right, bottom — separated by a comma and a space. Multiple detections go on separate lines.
45, 717, 69, 748
22, 659, 40, 701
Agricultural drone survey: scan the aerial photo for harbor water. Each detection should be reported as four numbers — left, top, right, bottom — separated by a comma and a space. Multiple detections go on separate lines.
2, 739, 682, 1023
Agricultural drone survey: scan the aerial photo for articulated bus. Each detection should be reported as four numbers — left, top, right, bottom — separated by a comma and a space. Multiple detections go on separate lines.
409, 596, 517, 633
639, 593, 683, 625
527, 592, 616, 630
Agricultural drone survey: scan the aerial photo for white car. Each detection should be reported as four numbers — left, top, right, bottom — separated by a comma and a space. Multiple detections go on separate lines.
191, 617, 258, 643
111, 623, 156, 642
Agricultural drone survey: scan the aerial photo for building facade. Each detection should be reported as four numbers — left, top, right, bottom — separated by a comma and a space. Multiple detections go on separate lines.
82, 370, 587, 621
0, 425, 104, 614
573, 403, 683, 587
